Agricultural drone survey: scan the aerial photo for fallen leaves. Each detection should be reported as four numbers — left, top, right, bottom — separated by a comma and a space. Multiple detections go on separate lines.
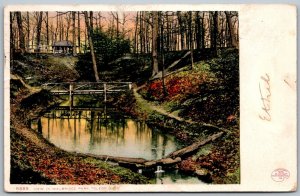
11, 130, 124, 184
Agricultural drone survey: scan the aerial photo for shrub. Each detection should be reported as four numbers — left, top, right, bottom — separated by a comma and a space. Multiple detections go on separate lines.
75, 30, 131, 81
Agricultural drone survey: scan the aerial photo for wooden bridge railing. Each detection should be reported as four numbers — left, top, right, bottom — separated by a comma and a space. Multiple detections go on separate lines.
41, 82, 132, 103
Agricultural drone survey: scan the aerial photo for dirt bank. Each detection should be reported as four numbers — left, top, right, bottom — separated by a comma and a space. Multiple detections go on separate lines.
10, 77, 149, 185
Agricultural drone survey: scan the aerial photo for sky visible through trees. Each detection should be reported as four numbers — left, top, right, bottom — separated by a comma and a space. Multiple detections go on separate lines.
10, 11, 239, 54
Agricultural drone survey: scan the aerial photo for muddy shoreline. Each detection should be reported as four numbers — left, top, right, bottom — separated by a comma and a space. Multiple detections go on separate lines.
10, 85, 149, 184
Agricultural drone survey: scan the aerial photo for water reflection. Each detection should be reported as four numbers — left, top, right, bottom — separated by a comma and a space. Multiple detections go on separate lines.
32, 107, 181, 160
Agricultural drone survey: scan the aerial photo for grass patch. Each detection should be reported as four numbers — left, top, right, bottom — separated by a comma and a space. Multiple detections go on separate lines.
82, 157, 150, 184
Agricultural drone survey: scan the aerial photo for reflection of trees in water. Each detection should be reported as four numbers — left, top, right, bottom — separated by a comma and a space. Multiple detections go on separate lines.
161, 134, 168, 158
85, 110, 127, 147
37, 118, 42, 134
149, 126, 170, 159
137, 121, 150, 138
88, 111, 95, 147
73, 117, 77, 146
151, 130, 158, 159
47, 118, 50, 140
40, 106, 180, 160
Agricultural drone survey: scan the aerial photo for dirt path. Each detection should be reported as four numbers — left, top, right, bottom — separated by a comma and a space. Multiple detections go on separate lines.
133, 87, 191, 123
133, 87, 229, 133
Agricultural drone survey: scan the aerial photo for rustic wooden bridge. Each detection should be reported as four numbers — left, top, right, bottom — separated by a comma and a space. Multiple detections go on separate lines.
42, 82, 132, 103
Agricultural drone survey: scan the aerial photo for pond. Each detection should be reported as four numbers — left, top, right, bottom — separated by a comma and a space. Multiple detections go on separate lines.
32, 106, 182, 160
31, 100, 204, 184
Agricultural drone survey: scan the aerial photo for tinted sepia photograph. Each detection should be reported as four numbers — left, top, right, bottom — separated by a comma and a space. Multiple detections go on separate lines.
8, 9, 240, 186
4, 4, 296, 193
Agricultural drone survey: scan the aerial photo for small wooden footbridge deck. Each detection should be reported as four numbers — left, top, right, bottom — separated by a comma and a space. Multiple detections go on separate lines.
42, 82, 132, 102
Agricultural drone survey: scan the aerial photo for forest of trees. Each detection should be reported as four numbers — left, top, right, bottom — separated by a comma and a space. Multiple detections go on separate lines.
10, 11, 239, 80
10, 11, 239, 53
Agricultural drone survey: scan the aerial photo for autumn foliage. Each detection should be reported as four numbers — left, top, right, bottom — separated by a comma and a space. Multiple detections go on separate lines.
144, 73, 207, 101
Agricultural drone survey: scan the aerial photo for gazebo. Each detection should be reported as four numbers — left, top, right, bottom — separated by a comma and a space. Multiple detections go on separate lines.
52, 40, 73, 54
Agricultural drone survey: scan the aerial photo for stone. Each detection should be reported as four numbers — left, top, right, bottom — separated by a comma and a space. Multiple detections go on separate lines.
195, 168, 212, 183
195, 168, 209, 176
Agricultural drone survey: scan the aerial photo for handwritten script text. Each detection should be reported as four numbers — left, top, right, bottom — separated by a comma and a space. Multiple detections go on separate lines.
259, 73, 271, 121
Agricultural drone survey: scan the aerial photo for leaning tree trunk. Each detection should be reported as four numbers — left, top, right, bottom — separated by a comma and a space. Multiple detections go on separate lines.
84, 11, 99, 82
151, 11, 159, 76
15, 12, 25, 54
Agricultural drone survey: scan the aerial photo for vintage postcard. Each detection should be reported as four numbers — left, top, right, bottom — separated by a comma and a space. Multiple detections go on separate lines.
4, 4, 297, 192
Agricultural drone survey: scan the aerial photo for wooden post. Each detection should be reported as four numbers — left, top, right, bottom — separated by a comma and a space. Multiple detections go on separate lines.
104, 83, 107, 102
129, 83, 132, 90
69, 83, 73, 107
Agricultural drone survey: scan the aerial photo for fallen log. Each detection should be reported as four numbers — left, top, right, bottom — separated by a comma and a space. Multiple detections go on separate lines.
167, 132, 224, 159
79, 132, 223, 171
84, 153, 148, 164
157, 157, 182, 166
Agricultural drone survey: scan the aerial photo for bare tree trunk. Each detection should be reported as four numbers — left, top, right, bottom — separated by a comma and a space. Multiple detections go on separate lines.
56, 12, 59, 42
166, 12, 170, 52
65, 13, 71, 41
160, 12, 167, 98
171, 12, 176, 51
10, 12, 14, 60
188, 12, 194, 68
195, 11, 201, 49
122, 13, 126, 36
98, 12, 102, 30
36, 11, 43, 53
139, 12, 144, 53
201, 12, 205, 48
152, 11, 159, 76
84, 11, 99, 82
59, 13, 62, 41
50, 24, 54, 47
116, 12, 119, 38
72, 11, 76, 55
177, 11, 185, 50
46, 12, 49, 52
144, 12, 149, 53
110, 14, 114, 38
77, 12, 81, 53
15, 12, 25, 53
95, 14, 98, 28
134, 12, 138, 54
212, 11, 218, 53
225, 11, 238, 48
84, 28, 87, 53
89, 11, 93, 30
26, 12, 30, 51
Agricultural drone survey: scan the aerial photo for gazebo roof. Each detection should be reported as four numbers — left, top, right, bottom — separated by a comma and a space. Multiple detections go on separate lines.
52, 40, 73, 47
